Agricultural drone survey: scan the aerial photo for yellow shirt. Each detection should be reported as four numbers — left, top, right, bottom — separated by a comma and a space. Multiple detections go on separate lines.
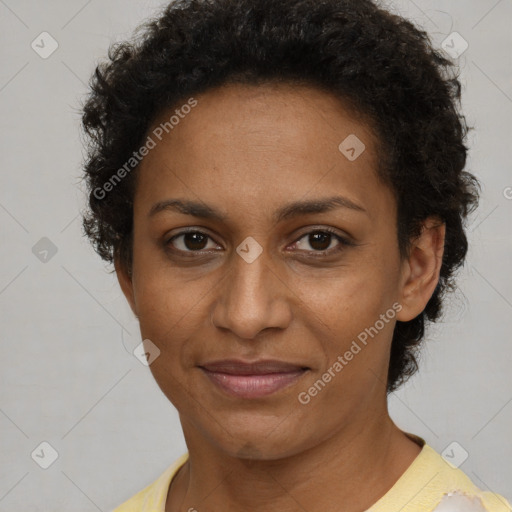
112, 436, 511, 511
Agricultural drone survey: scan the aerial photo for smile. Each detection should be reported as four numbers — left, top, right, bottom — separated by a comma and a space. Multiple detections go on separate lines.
198, 359, 310, 399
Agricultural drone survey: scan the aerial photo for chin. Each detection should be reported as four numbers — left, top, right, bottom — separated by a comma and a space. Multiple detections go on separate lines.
202, 419, 309, 461
224, 439, 300, 461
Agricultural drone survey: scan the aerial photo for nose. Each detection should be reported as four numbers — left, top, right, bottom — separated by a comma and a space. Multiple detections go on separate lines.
210, 246, 293, 340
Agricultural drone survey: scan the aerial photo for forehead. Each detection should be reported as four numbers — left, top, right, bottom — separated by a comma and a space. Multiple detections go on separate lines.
147, 81, 377, 157
134, 82, 392, 225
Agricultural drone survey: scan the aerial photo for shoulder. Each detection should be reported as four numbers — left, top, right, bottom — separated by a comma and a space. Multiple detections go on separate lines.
111, 453, 189, 512
424, 444, 511, 512
368, 438, 511, 512
427, 470, 511, 512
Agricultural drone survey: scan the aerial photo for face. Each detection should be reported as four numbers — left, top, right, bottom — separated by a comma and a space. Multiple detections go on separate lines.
117, 82, 441, 460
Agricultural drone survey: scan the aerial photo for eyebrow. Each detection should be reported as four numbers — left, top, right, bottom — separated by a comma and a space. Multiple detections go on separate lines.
148, 195, 367, 223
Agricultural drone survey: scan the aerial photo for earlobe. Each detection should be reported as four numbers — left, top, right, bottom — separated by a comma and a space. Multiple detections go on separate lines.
396, 217, 446, 322
114, 257, 137, 317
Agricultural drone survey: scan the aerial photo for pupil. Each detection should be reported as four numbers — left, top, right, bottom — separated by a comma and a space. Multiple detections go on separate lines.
185, 232, 207, 250
310, 232, 330, 251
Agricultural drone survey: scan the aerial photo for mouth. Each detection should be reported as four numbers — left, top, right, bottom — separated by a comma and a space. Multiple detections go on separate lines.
198, 359, 310, 399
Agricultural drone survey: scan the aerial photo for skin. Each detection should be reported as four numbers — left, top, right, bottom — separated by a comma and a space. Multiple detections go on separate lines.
116, 82, 446, 512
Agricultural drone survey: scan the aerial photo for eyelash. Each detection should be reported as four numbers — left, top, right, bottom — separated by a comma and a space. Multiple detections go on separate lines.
164, 227, 354, 258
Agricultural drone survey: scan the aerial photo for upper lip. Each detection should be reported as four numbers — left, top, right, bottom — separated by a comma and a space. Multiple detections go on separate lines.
199, 359, 309, 375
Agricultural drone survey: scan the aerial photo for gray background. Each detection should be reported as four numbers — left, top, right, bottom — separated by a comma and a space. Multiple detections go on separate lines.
1, 0, 511, 510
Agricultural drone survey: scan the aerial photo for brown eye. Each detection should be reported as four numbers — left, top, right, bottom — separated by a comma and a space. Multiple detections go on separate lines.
294, 229, 349, 254
167, 231, 218, 252
307, 232, 332, 251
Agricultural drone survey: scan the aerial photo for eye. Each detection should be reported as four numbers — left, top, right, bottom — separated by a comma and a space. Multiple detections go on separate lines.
166, 230, 221, 253
292, 228, 352, 255
165, 227, 353, 256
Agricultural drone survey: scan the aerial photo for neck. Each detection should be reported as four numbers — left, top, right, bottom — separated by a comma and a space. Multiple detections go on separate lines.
166, 409, 422, 512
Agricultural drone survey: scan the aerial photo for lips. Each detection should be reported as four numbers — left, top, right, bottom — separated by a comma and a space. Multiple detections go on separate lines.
198, 359, 309, 399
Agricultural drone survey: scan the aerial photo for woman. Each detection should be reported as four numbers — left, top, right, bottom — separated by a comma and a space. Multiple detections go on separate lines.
80, 0, 511, 510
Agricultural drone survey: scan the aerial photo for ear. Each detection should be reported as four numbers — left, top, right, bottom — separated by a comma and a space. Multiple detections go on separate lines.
114, 256, 138, 317
396, 217, 446, 322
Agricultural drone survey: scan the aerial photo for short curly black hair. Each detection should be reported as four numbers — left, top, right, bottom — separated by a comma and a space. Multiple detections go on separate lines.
80, 0, 479, 393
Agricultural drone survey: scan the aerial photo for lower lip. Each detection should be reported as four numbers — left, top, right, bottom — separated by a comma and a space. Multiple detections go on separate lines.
200, 368, 307, 399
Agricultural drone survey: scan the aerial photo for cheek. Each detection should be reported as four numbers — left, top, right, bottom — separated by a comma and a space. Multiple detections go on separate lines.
132, 265, 226, 387
304, 254, 400, 376
309, 260, 396, 328
135, 274, 207, 341
133, 271, 209, 406
132, 239, 204, 324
